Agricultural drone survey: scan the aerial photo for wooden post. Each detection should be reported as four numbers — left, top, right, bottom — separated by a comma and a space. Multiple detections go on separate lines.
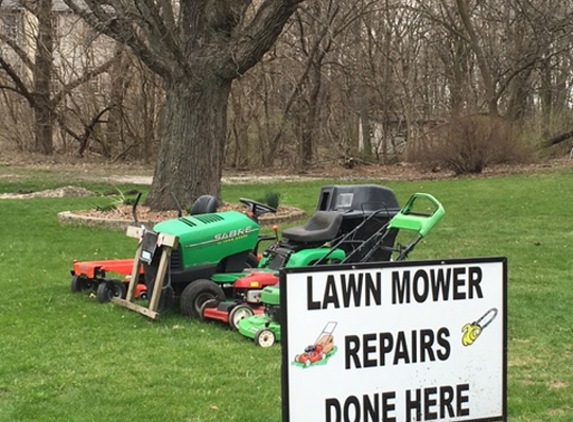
124, 227, 143, 302
147, 245, 173, 312
112, 226, 178, 320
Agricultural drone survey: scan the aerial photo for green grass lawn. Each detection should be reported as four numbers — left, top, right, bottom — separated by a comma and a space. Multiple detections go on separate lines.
0, 166, 571, 421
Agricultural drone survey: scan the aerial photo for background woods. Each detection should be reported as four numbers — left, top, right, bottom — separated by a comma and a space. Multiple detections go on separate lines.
1, 0, 573, 176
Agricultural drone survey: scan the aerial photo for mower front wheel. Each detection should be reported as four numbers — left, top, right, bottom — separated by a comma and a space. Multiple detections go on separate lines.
70, 276, 88, 293
229, 305, 254, 331
180, 279, 225, 318
96, 280, 126, 303
254, 328, 276, 348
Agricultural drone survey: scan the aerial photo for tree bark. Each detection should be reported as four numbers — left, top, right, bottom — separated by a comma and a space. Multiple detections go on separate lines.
34, 0, 55, 154
146, 75, 232, 210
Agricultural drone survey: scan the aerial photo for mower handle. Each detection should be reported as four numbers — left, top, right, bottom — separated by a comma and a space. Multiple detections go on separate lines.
387, 193, 445, 238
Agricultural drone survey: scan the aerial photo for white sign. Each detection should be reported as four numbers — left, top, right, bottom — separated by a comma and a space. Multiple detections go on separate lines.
281, 258, 506, 422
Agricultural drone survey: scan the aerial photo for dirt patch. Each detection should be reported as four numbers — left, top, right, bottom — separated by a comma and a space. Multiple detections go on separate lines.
58, 203, 306, 230
0, 181, 305, 228
0, 186, 96, 199
3, 155, 572, 229
72, 202, 300, 221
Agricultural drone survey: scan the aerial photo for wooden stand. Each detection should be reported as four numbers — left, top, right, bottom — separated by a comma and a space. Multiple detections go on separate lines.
112, 226, 178, 320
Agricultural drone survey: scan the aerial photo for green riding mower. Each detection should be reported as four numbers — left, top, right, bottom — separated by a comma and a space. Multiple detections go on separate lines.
70, 194, 276, 314
237, 191, 446, 347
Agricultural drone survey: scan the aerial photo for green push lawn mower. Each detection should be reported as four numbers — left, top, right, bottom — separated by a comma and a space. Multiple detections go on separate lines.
237, 192, 446, 347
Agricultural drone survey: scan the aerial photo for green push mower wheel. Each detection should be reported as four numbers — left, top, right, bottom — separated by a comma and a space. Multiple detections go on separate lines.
254, 328, 276, 348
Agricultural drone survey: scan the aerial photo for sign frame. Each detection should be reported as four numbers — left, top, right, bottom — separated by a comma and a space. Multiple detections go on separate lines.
281, 257, 507, 422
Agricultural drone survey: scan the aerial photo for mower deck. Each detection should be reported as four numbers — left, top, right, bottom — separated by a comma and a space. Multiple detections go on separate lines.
72, 259, 142, 279
203, 302, 265, 324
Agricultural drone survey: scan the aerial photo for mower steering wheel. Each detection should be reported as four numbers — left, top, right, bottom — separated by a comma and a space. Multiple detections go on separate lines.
239, 198, 277, 218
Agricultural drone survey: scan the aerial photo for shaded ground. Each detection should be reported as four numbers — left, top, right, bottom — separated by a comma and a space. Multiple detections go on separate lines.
1, 151, 572, 186
1, 152, 572, 191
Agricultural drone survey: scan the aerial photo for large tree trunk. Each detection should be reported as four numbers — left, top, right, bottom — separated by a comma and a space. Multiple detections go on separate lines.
34, 0, 54, 155
146, 76, 232, 211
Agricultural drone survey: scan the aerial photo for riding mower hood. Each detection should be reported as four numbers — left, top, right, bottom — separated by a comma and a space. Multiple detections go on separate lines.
237, 191, 445, 347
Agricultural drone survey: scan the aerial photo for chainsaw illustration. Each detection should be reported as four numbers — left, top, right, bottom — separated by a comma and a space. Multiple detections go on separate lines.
461, 308, 498, 346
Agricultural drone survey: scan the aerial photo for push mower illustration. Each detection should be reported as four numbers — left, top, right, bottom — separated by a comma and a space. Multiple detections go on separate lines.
237, 190, 446, 347
293, 322, 338, 367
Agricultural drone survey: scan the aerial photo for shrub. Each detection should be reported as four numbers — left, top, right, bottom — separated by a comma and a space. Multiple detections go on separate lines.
259, 191, 281, 209
413, 115, 533, 174
96, 188, 141, 211
95, 203, 118, 212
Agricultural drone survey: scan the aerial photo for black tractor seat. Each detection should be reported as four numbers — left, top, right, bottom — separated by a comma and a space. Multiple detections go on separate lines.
190, 195, 218, 215
282, 211, 343, 244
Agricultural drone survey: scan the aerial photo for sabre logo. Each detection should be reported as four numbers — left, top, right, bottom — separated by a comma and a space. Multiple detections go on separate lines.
214, 226, 255, 241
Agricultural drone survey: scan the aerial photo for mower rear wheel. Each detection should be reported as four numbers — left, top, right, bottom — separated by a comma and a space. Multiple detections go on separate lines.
229, 305, 254, 331
254, 328, 276, 348
180, 279, 225, 318
96, 280, 126, 303
70, 276, 88, 293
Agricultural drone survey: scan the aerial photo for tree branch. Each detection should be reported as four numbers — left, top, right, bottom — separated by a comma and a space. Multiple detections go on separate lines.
52, 54, 119, 105
0, 55, 36, 107
62, 0, 172, 78
77, 105, 115, 156
545, 130, 573, 147
223, 0, 305, 78
0, 34, 34, 69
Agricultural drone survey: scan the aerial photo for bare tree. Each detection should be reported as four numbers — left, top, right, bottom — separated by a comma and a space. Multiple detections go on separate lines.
63, 0, 305, 210
3, 0, 573, 174
264, 0, 344, 168
0, 0, 117, 154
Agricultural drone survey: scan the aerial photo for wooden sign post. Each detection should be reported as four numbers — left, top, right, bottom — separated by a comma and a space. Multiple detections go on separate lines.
112, 226, 178, 320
